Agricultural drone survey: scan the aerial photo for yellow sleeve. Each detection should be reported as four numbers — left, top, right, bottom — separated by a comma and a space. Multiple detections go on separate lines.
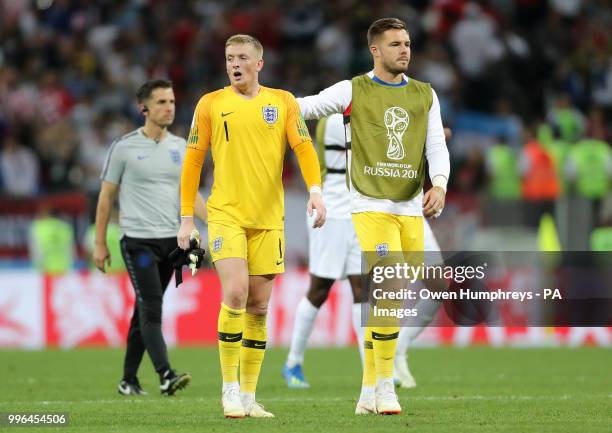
181, 95, 212, 216
285, 92, 312, 149
285, 92, 322, 190
293, 140, 322, 190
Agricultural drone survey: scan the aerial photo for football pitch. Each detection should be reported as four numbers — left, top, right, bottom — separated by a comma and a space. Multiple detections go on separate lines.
2, 347, 610, 432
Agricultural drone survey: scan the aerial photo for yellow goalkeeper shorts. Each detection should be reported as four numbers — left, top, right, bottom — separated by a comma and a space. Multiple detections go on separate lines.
208, 221, 285, 275
351, 212, 424, 270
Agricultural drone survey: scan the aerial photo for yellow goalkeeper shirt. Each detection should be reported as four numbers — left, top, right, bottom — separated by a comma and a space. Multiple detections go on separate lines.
181, 86, 321, 229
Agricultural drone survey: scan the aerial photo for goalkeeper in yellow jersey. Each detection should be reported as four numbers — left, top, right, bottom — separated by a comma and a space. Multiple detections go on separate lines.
178, 34, 326, 419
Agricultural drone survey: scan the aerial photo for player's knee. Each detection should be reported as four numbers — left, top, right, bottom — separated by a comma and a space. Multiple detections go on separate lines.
307, 277, 334, 307
306, 288, 329, 308
139, 299, 163, 325
224, 291, 247, 309
245, 301, 268, 316
222, 281, 249, 308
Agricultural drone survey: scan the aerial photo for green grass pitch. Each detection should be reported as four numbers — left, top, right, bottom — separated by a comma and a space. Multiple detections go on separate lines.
2, 347, 610, 432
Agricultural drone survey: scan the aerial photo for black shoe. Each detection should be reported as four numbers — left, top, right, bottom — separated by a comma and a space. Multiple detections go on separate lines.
160, 369, 191, 396
118, 378, 148, 396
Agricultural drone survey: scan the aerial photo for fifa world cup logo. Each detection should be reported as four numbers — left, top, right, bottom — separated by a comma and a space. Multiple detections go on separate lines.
384, 106, 409, 160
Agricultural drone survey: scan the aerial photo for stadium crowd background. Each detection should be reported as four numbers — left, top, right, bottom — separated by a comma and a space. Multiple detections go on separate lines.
0, 0, 611, 266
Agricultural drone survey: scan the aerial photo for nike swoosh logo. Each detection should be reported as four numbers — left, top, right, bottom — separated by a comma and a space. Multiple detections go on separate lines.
276, 260, 284, 265
221, 111, 234, 117
137, 155, 148, 160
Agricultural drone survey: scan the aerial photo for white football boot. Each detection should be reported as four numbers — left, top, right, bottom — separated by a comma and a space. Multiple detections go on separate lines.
376, 379, 401, 415
355, 386, 377, 415
221, 384, 245, 418
241, 393, 274, 418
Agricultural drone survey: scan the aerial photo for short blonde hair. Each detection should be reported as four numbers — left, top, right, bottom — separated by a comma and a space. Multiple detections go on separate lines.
225, 34, 264, 59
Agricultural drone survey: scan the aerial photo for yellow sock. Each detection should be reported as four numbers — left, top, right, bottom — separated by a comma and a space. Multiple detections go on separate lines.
372, 326, 399, 380
362, 327, 376, 387
218, 303, 245, 383
240, 312, 267, 393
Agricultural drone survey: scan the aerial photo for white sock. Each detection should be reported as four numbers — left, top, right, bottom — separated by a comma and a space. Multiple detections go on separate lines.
396, 299, 442, 356
376, 378, 394, 391
286, 297, 319, 368
222, 381, 239, 393
240, 391, 255, 406
359, 385, 375, 400
352, 303, 366, 366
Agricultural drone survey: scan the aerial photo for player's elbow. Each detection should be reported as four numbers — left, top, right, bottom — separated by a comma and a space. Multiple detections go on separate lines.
96, 189, 114, 212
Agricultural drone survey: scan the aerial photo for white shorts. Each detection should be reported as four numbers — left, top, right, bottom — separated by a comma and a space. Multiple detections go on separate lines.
308, 217, 361, 280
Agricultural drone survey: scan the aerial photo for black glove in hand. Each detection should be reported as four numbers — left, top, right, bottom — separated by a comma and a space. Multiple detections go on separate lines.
169, 233, 206, 287
187, 247, 206, 274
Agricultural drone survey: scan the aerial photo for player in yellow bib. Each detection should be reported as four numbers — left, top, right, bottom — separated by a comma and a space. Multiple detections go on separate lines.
178, 34, 326, 419
298, 18, 450, 415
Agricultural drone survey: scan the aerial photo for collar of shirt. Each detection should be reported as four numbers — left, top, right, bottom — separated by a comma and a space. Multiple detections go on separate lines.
367, 70, 409, 87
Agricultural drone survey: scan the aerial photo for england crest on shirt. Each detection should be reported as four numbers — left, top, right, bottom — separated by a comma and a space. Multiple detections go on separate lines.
168, 149, 181, 164
262, 106, 278, 124
375, 243, 389, 257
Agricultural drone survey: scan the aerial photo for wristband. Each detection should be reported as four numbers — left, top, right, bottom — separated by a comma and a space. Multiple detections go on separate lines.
309, 185, 322, 195
432, 175, 448, 193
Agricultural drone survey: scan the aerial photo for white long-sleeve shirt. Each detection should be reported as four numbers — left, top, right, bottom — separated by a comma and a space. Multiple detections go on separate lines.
298, 71, 450, 216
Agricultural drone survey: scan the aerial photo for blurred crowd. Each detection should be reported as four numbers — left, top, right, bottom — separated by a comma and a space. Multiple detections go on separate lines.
0, 0, 610, 225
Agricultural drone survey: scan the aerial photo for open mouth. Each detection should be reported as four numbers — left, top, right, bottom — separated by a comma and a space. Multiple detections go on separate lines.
233, 71, 242, 79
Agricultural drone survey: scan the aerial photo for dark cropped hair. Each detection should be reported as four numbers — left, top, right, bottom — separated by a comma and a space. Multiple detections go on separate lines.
136, 79, 173, 102
367, 18, 407, 46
